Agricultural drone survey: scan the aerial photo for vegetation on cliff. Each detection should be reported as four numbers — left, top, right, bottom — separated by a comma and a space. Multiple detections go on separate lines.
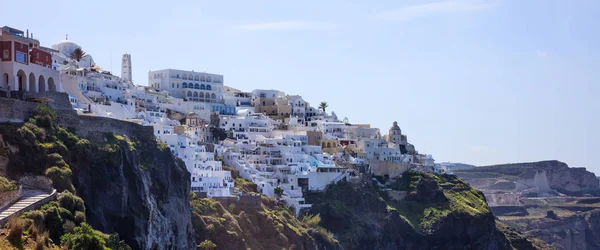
0, 176, 17, 192
304, 171, 532, 249
0, 104, 132, 249
191, 196, 339, 250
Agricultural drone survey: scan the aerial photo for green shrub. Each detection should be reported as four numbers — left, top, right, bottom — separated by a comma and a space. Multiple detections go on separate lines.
23, 210, 45, 227
34, 104, 57, 128
60, 223, 107, 250
75, 211, 86, 225
63, 220, 76, 234
43, 205, 64, 243
58, 191, 86, 214
59, 207, 74, 221
106, 233, 132, 250
45, 166, 74, 192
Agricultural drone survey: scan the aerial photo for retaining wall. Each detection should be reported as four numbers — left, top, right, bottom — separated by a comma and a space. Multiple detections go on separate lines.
0, 94, 155, 143
212, 195, 261, 209
0, 185, 22, 210
19, 176, 53, 193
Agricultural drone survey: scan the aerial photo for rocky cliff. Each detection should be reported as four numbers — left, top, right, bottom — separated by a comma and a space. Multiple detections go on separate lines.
0, 108, 194, 249
69, 134, 195, 249
304, 171, 546, 250
191, 196, 340, 250
454, 161, 599, 196
494, 197, 600, 250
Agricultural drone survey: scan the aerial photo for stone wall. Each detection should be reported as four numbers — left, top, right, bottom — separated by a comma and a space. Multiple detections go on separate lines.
0, 94, 155, 143
0, 185, 22, 210
370, 160, 411, 178
19, 176, 53, 192
0, 97, 39, 123
212, 195, 261, 209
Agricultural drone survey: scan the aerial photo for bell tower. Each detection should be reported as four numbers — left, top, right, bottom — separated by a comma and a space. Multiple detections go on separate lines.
121, 53, 132, 83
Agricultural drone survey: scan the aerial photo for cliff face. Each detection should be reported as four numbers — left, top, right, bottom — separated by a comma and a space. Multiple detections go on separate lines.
69, 134, 195, 249
454, 161, 599, 195
502, 209, 600, 250
0, 115, 194, 249
304, 172, 543, 250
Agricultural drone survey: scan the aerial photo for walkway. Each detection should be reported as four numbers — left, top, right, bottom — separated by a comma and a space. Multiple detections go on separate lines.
0, 188, 53, 222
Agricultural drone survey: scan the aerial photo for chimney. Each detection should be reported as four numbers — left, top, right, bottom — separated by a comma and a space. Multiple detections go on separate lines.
26, 29, 29, 38
31, 33, 33, 39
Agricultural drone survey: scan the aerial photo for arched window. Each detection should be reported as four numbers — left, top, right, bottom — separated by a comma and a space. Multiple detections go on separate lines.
206, 85, 212, 90
193, 92, 198, 97
194, 75, 199, 81
182, 82, 188, 88
194, 83, 199, 89
199, 92, 204, 98
183, 74, 187, 80
211, 93, 216, 99
201, 76, 205, 82
206, 76, 211, 82
187, 91, 192, 97
200, 84, 206, 90
205, 93, 210, 100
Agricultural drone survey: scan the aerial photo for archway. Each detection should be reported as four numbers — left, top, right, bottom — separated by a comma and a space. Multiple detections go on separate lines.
38, 75, 46, 92
1, 73, 8, 90
211, 93, 216, 100
17, 70, 27, 91
28, 72, 36, 92
48, 77, 56, 92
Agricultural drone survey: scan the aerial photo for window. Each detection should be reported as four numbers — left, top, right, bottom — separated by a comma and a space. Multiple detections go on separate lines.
15, 51, 26, 63
2, 50, 9, 59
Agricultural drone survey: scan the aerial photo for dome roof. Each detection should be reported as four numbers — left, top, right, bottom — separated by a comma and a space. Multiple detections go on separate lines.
52, 39, 81, 57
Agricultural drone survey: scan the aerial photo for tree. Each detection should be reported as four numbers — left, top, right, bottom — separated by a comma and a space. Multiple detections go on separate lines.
318, 102, 328, 113
274, 186, 284, 196
106, 233, 132, 250
198, 239, 216, 250
69, 48, 86, 62
60, 223, 107, 250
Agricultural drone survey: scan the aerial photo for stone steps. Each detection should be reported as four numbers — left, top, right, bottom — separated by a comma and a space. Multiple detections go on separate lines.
0, 189, 51, 220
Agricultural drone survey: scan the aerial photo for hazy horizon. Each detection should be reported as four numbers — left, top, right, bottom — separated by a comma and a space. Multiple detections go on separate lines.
3, 0, 598, 174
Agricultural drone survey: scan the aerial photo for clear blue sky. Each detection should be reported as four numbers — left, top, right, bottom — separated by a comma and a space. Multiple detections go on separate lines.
4, 0, 599, 174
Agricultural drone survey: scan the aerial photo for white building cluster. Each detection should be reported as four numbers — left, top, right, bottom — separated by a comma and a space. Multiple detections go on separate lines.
2, 25, 437, 215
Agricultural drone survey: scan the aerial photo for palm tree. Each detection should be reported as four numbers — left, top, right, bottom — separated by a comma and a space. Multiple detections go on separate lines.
69, 47, 86, 62
318, 102, 328, 113
198, 239, 216, 250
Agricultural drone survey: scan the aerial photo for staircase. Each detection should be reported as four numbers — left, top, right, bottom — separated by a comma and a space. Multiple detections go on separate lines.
0, 188, 56, 225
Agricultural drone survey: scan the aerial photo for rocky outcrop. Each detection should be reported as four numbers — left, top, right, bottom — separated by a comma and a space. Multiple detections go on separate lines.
70, 135, 195, 249
454, 161, 599, 195
0, 117, 195, 249
504, 210, 600, 250
304, 172, 540, 250
191, 196, 340, 250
